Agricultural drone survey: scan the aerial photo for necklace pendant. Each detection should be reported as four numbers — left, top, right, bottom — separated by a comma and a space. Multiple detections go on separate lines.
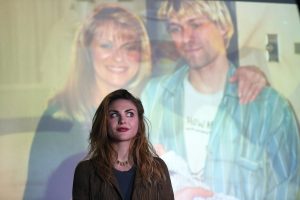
116, 160, 128, 166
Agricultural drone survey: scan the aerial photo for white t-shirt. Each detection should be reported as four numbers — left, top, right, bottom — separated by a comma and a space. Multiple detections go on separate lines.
183, 75, 223, 180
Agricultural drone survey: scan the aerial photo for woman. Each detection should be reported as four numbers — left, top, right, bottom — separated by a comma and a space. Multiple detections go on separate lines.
50, 3, 152, 121
24, 4, 151, 200
73, 89, 174, 199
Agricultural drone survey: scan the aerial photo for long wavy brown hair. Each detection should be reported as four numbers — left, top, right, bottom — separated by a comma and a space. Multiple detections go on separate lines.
88, 89, 166, 185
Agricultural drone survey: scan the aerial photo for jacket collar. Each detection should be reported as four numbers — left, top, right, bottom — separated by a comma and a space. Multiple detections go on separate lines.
162, 62, 239, 99
91, 159, 122, 198
223, 63, 239, 99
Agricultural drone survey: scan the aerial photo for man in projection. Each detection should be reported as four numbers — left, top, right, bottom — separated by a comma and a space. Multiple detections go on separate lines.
142, 0, 300, 199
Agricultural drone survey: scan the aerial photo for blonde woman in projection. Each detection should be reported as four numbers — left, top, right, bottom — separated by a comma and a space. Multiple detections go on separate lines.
24, 4, 151, 200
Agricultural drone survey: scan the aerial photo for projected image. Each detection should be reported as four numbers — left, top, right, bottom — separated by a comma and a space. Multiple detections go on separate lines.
0, 0, 299, 200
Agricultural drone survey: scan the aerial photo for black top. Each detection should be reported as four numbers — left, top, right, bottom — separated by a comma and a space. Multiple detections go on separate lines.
114, 167, 136, 200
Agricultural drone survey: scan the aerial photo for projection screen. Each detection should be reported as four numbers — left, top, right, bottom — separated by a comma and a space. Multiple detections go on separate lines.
0, 0, 299, 199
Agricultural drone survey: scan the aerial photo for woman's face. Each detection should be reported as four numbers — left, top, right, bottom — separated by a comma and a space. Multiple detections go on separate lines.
108, 99, 139, 143
91, 20, 141, 90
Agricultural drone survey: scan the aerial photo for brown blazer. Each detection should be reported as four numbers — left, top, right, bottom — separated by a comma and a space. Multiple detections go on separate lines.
72, 157, 174, 200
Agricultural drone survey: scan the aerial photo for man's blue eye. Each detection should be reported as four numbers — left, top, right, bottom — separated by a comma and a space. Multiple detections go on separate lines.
191, 23, 200, 29
167, 25, 181, 34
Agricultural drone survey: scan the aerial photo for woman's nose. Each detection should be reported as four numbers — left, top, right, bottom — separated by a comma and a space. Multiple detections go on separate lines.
118, 116, 126, 124
113, 48, 124, 62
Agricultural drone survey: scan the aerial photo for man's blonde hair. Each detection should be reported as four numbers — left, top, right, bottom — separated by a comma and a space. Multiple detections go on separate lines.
158, 0, 234, 48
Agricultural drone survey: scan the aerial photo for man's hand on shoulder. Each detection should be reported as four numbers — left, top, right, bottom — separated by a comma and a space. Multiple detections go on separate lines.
230, 66, 269, 104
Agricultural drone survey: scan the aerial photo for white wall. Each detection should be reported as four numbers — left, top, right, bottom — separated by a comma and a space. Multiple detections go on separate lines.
236, 2, 300, 122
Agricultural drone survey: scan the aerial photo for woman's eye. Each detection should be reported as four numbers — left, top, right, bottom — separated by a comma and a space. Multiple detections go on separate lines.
126, 112, 134, 117
99, 42, 113, 49
109, 112, 118, 118
123, 42, 141, 52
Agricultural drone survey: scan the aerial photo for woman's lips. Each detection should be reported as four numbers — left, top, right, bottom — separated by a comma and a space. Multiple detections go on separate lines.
106, 65, 127, 73
117, 127, 129, 132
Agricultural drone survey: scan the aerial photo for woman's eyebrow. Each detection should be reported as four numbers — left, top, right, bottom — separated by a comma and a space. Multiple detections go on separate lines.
125, 108, 136, 112
121, 40, 141, 47
108, 108, 136, 112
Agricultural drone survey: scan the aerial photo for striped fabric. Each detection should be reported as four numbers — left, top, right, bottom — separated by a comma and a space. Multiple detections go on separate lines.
141, 64, 300, 200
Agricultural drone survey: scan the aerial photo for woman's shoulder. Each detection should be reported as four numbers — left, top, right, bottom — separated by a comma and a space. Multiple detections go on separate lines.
153, 156, 168, 170
76, 159, 93, 168
153, 156, 164, 163
42, 100, 72, 120
36, 104, 74, 132
74, 159, 94, 174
